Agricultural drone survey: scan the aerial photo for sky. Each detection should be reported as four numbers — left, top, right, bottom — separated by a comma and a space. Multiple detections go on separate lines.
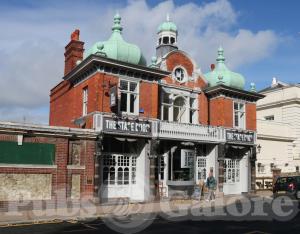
0, 0, 299, 124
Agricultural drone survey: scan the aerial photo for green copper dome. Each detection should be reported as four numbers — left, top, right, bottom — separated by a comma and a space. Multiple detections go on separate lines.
157, 15, 177, 33
204, 47, 245, 90
85, 13, 146, 66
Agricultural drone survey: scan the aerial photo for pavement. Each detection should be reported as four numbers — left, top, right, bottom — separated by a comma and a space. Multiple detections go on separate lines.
1, 190, 300, 234
0, 191, 273, 226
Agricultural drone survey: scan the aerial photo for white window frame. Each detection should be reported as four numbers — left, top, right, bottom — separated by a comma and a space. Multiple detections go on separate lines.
119, 79, 139, 115
257, 163, 265, 174
197, 157, 207, 180
181, 149, 194, 168
264, 115, 274, 121
102, 154, 137, 186
160, 90, 198, 123
189, 96, 198, 124
172, 66, 188, 83
224, 159, 240, 184
82, 87, 88, 116
233, 101, 245, 129
173, 96, 187, 123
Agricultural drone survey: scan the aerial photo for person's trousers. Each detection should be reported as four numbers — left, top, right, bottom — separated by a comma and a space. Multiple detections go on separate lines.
207, 189, 215, 200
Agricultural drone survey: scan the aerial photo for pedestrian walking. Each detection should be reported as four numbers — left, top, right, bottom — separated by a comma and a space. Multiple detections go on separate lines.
205, 171, 216, 201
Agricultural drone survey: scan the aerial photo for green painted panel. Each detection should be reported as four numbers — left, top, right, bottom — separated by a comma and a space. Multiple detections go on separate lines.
0, 141, 55, 165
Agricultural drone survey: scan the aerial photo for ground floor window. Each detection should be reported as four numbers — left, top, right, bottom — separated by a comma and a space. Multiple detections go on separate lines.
224, 159, 240, 183
197, 157, 207, 180
102, 154, 137, 185
169, 148, 194, 181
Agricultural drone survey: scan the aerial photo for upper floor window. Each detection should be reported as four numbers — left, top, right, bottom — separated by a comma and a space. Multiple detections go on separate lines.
119, 80, 139, 115
264, 115, 274, 121
82, 87, 88, 116
160, 90, 198, 124
173, 67, 187, 83
233, 102, 245, 129
173, 96, 186, 122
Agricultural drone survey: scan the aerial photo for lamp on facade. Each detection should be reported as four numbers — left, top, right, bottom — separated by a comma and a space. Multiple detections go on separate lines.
257, 144, 261, 154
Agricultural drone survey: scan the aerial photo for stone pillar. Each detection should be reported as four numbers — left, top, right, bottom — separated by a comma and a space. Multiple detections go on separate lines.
94, 135, 103, 203
149, 139, 160, 201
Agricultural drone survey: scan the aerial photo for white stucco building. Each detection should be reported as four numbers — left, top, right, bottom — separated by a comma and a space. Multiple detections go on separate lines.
256, 78, 300, 178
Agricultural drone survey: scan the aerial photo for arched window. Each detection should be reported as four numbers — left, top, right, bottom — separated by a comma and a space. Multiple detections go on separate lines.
173, 96, 186, 122
124, 167, 129, 185
118, 167, 123, 185
170, 37, 175, 44
163, 37, 169, 44
110, 167, 115, 185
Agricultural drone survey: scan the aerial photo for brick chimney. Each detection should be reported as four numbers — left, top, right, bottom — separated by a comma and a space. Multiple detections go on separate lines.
64, 29, 84, 75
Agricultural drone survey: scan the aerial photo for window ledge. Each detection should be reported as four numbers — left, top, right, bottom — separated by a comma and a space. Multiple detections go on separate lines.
0, 164, 57, 169
67, 165, 86, 170
167, 180, 194, 186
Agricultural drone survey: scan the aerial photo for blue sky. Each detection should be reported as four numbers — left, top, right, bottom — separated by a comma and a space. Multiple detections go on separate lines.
0, 0, 299, 124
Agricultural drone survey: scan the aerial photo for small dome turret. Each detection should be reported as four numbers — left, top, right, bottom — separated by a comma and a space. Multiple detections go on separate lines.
85, 13, 146, 66
204, 47, 245, 90
157, 14, 178, 34
156, 14, 178, 60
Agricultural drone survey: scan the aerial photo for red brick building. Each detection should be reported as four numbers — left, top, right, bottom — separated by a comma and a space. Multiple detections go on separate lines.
48, 14, 263, 201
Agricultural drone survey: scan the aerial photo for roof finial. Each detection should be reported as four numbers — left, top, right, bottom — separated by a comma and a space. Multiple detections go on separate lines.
216, 46, 225, 63
112, 12, 123, 33
166, 13, 170, 22
250, 82, 256, 92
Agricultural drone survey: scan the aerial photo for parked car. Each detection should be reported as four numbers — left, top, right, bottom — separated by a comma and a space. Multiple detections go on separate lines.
273, 176, 300, 199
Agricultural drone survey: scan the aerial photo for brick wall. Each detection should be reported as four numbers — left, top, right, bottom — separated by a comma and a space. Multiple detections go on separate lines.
0, 132, 95, 205
50, 72, 161, 128
209, 97, 233, 128
246, 103, 257, 131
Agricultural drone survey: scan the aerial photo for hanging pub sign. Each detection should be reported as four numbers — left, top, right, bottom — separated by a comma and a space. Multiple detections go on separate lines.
226, 130, 254, 144
109, 86, 117, 107
103, 116, 151, 136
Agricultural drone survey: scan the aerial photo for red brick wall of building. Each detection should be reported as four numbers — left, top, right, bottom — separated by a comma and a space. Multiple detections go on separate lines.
50, 73, 119, 128
246, 103, 257, 131
198, 93, 209, 125
50, 72, 161, 128
209, 97, 233, 128
163, 51, 208, 90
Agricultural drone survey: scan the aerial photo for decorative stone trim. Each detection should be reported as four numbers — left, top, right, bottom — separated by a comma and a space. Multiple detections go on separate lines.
67, 165, 86, 170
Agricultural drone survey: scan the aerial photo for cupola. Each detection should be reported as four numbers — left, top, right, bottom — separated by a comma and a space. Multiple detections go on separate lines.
204, 47, 245, 90
85, 13, 146, 66
156, 14, 178, 60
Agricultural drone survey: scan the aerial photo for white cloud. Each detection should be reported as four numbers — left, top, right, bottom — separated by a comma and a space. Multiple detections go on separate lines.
0, 0, 279, 123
